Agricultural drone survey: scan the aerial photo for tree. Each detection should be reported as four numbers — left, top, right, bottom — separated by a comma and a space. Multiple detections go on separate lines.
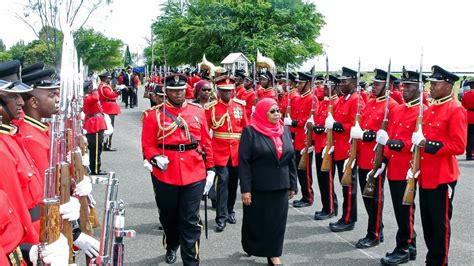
8, 41, 29, 63
74, 28, 123, 71
148, 0, 325, 68
0, 39, 6, 52
123, 45, 133, 67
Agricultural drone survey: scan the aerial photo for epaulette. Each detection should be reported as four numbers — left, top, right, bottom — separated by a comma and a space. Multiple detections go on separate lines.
232, 98, 246, 106
188, 101, 204, 109
142, 104, 162, 119
204, 100, 218, 110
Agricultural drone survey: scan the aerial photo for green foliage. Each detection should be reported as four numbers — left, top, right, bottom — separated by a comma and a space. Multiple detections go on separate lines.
23, 40, 54, 65
74, 28, 123, 71
0, 39, 5, 52
148, 0, 325, 68
123, 45, 133, 67
8, 41, 28, 63
0, 52, 12, 61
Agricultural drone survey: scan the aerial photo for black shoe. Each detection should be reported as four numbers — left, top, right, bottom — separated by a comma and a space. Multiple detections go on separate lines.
227, 213, 237, 224
355, 237, 381, 249
381, 247, 410, 265
314, 211, 335, 220
329, 218, 343, 228
466, 157, 473, 161
293, 200, 312, 208
92, 170, 108, 175
165, 248, 177, 264
408, 246, 417, 260
215, 221, 226, 232
103, 147, 117, 152
329, 221, 355, 232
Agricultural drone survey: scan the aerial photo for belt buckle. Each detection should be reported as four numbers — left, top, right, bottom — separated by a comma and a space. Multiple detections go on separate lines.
178, 144, 186, 152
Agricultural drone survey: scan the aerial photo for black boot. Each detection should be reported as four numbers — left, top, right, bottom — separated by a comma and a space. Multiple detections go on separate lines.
165, 248, 178, 264
380, 247, 410, 265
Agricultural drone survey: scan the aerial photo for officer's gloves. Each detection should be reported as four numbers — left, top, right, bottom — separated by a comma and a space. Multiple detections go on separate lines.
74, 175, 92, 197
151, 155, 170, 171
29, 234, 69, 265
203, 170, 216, 195
73, 233, 100, 258
143, 159, 153, 172
325, 113, 335, 129
411, 129, 425, 146
376, 129, 389, 145
283, 116, 292, 126
350, 122, 363, 139
59, 197, 80, 221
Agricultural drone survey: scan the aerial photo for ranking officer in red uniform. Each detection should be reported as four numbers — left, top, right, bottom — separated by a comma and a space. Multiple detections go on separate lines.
284, 72, 319, 208
325, 67, 366, 232
98, 71, 121, 151
461, 78, 474, 160
83, 80, 107, 175
410, 65, 466, 265
377, 70, 427, 265
350, 69, 399, 248
309, 75, 340, 220
205, 76, 248, 232
142, 74, 215, 265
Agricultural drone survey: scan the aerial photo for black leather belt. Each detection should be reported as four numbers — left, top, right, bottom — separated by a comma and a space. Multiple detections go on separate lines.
468, 108, 474, 111
158, 143, 198, 152
87, 113, 104, 118
29, 204, 40, 222
104, 100, 116, 102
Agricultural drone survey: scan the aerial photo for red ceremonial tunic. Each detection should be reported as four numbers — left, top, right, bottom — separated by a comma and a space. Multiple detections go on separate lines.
312, 96, 339, 153
83, 90, 107, 134
141, 101, 214, 186
390, 89, 404, 104
0, 189, 28, 265
235, 85, 246, 100
386, 100, 427, 180
0, 124, 41, 244
419, 97, 467, 189
357, 96, 398, 170
333, 92, 366, 161
258, 87, 277, 101
15, 115, 51, 180
98, 82, 121, 115
240, 89, 256, 121
279, 89, 300, 119
294, 89, 319, 151
205, 98, 248, 167
461, 89, 474, 124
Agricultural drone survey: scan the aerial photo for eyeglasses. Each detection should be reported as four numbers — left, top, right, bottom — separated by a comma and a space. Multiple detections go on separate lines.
269, 109, 281, 114
201, 89, 212, 92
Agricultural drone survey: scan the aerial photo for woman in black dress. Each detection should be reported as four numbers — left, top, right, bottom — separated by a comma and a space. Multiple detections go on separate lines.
238, 98, 298, 265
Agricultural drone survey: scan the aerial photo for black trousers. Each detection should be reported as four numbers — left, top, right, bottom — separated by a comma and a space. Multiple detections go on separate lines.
86, 130, 104, 175
358, 168, 385, 240
294, 151, 314, 203
420, 182, 456, 266
314, 152, 338, 214
123, 87, 130, 106
214, 160, 239, 224
335, 159, 357, 224
105, 114, 115, 149
388, 180, 416, 250
466, 124, 474, 159
131, 88, 138, 107
154, 178, 205, 266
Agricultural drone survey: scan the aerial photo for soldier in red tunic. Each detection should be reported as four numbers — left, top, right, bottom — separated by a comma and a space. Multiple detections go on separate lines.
378, 70, 427, 264
461, 78, 474, 160
351, 69, 399, 248
326, 67, 366, 232
239, 75, 257, 121
204, 76, 248, 232
141, 74, 215, 265
98, 71, 121, 151
309, 75, 340, 220
258, 71, 277, 101
284, 72, 319, 208
83, 80, 107, 175
411, 66, 466, 265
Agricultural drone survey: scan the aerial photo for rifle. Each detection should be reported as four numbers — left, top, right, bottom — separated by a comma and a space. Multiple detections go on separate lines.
363, 59, 392, 198
298, 64, 316, 170
253, 61, 258, 108
403, 50, 424, 205
92, 172, 136, 266
341, 59, 361, 186
321, 56, 333, 172
285, 64, 291, 117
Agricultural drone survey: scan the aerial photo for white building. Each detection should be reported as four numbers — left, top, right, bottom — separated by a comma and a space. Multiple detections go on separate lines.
220, 53, 251, 75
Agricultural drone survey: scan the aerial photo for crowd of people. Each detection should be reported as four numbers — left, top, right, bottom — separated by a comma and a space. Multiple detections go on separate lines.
141, 63, 471, 266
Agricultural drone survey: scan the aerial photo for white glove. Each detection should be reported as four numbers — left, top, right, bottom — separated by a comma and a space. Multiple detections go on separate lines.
366, 163, 386, 180
29, 234, 69, 265
73, 233, 100, 258
80, 111, 85, 120
322, 145, 334, 155
251, 106, 256, 114
406, 169, 420, 180
143, 159, 153, 172
74, 175, 92, 196
203, 170, 216, 195
82, 153, 90, 167
343, 158, 355, 170
104, 114, 114, 137
59, 197, 80, 221
152, 155, 170, 171
376, 129, 389, 145
300, 146, 314, 155
412, 129, 425, 146
350, 122, 363, 139
283, 117, 292, 126
325, 113, 335, 129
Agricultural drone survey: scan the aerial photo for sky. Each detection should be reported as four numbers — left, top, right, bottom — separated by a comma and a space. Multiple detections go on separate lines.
1, 0, 473, 72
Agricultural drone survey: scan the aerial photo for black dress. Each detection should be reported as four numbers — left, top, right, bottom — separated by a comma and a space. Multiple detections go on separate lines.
238, 126, 298, 257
